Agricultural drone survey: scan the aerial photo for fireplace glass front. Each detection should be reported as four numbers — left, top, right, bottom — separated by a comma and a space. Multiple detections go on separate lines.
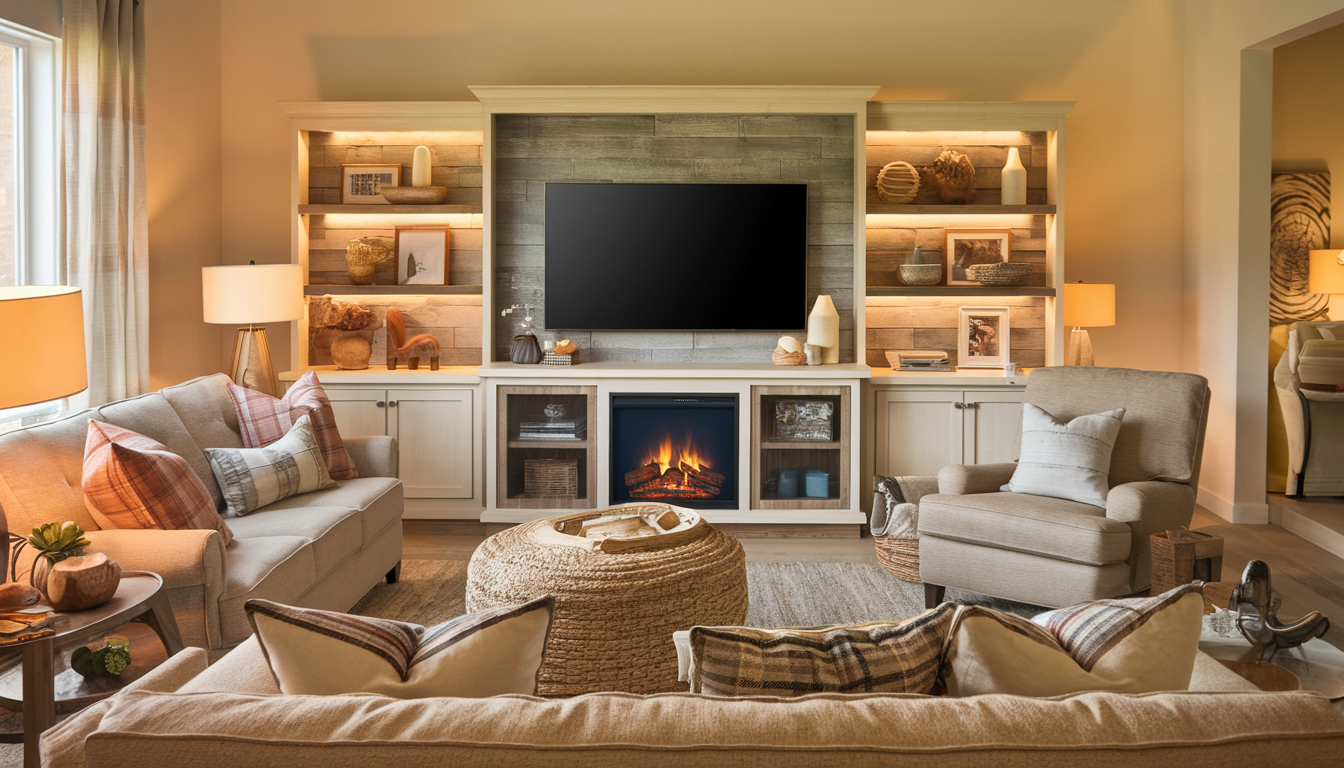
610, 394, 738, 510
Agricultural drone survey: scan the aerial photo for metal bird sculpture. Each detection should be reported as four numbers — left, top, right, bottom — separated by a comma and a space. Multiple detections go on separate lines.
1229, 560, 1330, 661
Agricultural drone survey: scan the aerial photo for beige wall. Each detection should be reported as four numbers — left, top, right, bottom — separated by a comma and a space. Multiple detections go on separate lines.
0, 0, 60, 38
1273, 22, 1344, 248
204, 0, 1188, 373
145, 0, 224, 389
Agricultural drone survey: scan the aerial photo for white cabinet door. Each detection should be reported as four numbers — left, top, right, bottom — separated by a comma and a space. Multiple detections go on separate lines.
874, 389, 964, 478
388, 388, 474, 499
324, 388, 388, 438
962, 390, 1024, 465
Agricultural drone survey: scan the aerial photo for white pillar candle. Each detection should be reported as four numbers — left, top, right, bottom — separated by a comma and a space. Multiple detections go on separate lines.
412, 145, 432, 188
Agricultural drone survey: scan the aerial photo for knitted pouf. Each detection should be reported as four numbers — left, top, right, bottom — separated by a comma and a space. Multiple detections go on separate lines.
466, 506, 747, 696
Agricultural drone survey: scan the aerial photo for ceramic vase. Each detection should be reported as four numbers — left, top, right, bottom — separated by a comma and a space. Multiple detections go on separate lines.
331, 331, 373, 370
1001, 147, 1026, 206
806, 295, 840, 364
511, 333, 543, 364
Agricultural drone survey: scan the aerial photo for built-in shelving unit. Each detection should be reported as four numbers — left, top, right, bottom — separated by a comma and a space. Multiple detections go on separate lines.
496, 385, 598, 510
866, 286, 1055, 298
751, 386, 851, 511
866, 204, 1056, 216
303, 285, 483, 296
297, 204, 484, 215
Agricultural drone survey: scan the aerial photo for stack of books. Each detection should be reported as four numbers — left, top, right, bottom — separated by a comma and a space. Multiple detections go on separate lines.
518, 420, 587, 441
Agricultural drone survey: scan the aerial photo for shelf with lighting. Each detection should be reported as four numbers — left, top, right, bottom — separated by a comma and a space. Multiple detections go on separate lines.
865, 204, 1056, 216
865, 286, 1055, 298
297, 204, 483, 215
303, 285, 483, 296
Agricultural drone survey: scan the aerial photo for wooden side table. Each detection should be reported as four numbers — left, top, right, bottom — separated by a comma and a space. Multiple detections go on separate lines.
0, 571, 181, 768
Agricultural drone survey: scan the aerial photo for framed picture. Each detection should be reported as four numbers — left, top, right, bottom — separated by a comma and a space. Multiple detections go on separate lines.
341, 163, 401, 205
394, 225, 449, 286
945, 229, 1012, 285
958, 306, 1011, 368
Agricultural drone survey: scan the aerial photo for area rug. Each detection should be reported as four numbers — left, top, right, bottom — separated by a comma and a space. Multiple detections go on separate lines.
350, 559, 1043, 628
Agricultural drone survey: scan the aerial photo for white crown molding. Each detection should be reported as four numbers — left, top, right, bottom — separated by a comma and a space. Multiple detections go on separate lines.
867, 101, 1076, 131
281, 101, 484, 131
469, 85, 881, 114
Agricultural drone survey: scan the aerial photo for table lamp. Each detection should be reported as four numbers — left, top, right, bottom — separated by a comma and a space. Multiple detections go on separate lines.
1309, 250, 1344, 320
1063, 282, 1115, 366
202, 262, 304, 397
0, 286, 88, 580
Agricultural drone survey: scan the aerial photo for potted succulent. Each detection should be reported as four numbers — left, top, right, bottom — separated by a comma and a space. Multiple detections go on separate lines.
10, 521, 92, 595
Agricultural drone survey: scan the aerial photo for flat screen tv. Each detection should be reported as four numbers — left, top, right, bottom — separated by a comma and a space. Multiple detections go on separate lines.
544, 183, 807, 331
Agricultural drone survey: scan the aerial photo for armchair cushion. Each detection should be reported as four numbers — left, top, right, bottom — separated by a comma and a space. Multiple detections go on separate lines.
937, 463, 1016, 496
918, 492, 1130, 567
1001, 404, 1124, 507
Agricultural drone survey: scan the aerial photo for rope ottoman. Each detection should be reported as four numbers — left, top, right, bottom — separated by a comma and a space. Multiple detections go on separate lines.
466, 503, 747, 696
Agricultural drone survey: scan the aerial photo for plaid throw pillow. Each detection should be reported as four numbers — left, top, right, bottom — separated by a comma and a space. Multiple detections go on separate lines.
227, 371, 357, 480
245, 595, 555, 697
82, 420, 234, 545
687, 603, 957, 697
1032, 583, 1205, 671
206, 414, 336, 516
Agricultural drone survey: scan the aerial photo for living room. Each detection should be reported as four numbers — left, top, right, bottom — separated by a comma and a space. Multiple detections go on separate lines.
1, 0, 1344, 765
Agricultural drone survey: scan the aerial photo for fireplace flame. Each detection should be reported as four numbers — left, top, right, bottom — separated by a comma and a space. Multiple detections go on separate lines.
642, 433, 710, 476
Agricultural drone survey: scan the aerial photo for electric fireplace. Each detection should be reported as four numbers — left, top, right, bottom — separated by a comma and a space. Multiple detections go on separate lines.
610, 394, 738, 510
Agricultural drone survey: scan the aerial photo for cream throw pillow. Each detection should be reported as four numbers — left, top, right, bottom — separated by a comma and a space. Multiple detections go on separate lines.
205, 414, 335, 516
943, 584, 1204, 697
246, 596, 555, 698
1001, 403, 1125, 507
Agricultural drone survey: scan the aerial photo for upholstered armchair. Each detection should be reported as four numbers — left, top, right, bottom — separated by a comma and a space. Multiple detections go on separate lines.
1274, 320, 1344, 497
918, 367, 1211, 609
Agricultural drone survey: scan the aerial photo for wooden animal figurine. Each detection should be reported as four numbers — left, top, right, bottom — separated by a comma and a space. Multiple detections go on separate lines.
385, 308, 440, 370
1230, 559, 1330, 661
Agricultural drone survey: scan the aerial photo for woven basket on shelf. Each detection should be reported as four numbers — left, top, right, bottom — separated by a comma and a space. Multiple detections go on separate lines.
965, 262, 1033, 287
875, 536, 921, 582
772, 348, 806, 366
524, 459, 579, 498
466, 505, 748, 696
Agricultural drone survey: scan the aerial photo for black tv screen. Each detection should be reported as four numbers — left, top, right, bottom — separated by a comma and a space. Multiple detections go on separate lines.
544, 183, 807, 330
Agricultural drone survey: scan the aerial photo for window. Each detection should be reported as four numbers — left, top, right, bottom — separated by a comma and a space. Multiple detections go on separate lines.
0, 18, 60, 432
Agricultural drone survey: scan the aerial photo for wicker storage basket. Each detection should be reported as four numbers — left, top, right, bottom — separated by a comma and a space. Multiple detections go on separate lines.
467, 505, 748, 696
875, 536, 921, 582
965, 262, 1032, 286
524, 459, 579, 498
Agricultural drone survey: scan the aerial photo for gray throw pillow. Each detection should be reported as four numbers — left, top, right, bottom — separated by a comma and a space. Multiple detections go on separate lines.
1001, 403, 1125, 507
206, 413, 336, 516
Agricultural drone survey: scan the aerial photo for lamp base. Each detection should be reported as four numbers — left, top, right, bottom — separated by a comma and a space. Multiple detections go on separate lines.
229, 326, 280, 396
1065, 327, 1095, 366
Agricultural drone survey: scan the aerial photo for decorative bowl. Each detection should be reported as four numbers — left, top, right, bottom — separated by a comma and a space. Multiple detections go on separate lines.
380, 185, 449, 205
898, 263, 942, 286
966, 262, 1033, 287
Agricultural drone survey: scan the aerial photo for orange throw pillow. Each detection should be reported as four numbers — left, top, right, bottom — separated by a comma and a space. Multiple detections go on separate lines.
82, 420, 234, 545
226, 371, 358, 480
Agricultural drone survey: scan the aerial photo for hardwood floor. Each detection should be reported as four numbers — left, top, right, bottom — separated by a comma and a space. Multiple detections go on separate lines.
404, 505, 1344, 651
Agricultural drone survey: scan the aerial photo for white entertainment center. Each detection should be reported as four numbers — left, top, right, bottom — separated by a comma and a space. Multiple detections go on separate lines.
282, 88, 1071, 535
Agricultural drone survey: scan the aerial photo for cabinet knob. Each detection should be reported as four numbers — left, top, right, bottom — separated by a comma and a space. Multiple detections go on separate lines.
965, 401, 978, 409
376, 401, 386, 407
954, 401, 964, 409
388, 401, 398, 407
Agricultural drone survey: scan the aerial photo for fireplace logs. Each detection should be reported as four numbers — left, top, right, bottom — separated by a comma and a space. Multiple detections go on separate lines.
624, 461, 723, 500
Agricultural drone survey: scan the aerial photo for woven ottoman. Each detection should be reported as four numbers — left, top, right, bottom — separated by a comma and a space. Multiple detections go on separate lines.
466, 503, 747, 696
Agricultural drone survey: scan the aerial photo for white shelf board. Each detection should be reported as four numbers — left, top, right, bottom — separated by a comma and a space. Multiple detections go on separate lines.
477, 362, 872, 380
870, 367, 1031, 387
280, 365, 481, 385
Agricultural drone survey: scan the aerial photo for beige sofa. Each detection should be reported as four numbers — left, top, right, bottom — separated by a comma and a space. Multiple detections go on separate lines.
1275, 320, 1344, 496
0, 373, 403, 659
43, 638, 1344, 766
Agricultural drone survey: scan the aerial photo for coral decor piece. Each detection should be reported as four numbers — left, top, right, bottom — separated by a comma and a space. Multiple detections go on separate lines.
309, 296, 383, 370
386, 307, 441, 370
554, 339, 577, 355
344, 237, 394, 285
928, 150, 977, 204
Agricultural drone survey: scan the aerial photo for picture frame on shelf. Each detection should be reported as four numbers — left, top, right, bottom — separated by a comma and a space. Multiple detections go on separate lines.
394, 225, 450, 286
340, 163, 401, 205
957, 306, 1011, 368
946, 229, 1012, 285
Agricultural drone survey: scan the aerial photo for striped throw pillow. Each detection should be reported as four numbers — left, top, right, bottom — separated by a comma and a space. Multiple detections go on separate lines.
687, 603, 957, 697
943, 584, 1205, 697
82, 420, 234, 545
1001, 403, 1126, 507
245, 595, 555, 697
206, 414, 336, 516
227, 371, 358, 480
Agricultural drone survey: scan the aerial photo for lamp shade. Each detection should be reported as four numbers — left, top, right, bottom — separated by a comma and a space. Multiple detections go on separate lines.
1062, 282, 1116, 327
202, 264, 304, 324
1309, 250, 1344, 295
0, 286, 87, 409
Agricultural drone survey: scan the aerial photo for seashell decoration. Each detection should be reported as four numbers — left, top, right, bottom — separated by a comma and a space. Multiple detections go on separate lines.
772, 335, 805, 366
875, 161, 921, 204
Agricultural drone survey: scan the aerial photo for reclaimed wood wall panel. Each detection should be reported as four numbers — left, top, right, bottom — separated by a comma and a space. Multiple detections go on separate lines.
865, 296, 1046, 369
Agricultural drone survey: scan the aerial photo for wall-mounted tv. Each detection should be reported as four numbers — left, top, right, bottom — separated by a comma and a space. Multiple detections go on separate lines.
544, 183, 807, 331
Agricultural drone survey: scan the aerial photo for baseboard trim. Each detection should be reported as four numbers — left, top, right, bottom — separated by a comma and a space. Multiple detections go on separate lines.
1196, 487, 1267, 524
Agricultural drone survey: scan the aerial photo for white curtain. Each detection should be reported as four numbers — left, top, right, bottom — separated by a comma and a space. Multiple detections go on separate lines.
59, 0, 148, 405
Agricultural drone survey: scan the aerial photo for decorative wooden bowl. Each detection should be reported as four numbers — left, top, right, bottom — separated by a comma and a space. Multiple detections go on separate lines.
45, 553, 121, 612
898, 263, 942, 286
379, 185, 449, 205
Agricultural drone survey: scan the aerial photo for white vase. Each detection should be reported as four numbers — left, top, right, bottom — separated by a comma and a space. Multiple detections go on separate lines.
806, 294, 840, 364
1001, 147, 1026, 206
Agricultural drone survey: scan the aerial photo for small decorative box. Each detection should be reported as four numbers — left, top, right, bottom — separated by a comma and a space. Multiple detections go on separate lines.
777, 470, 799, 498
541, 352, 576, 366
803, 469, 830, 498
